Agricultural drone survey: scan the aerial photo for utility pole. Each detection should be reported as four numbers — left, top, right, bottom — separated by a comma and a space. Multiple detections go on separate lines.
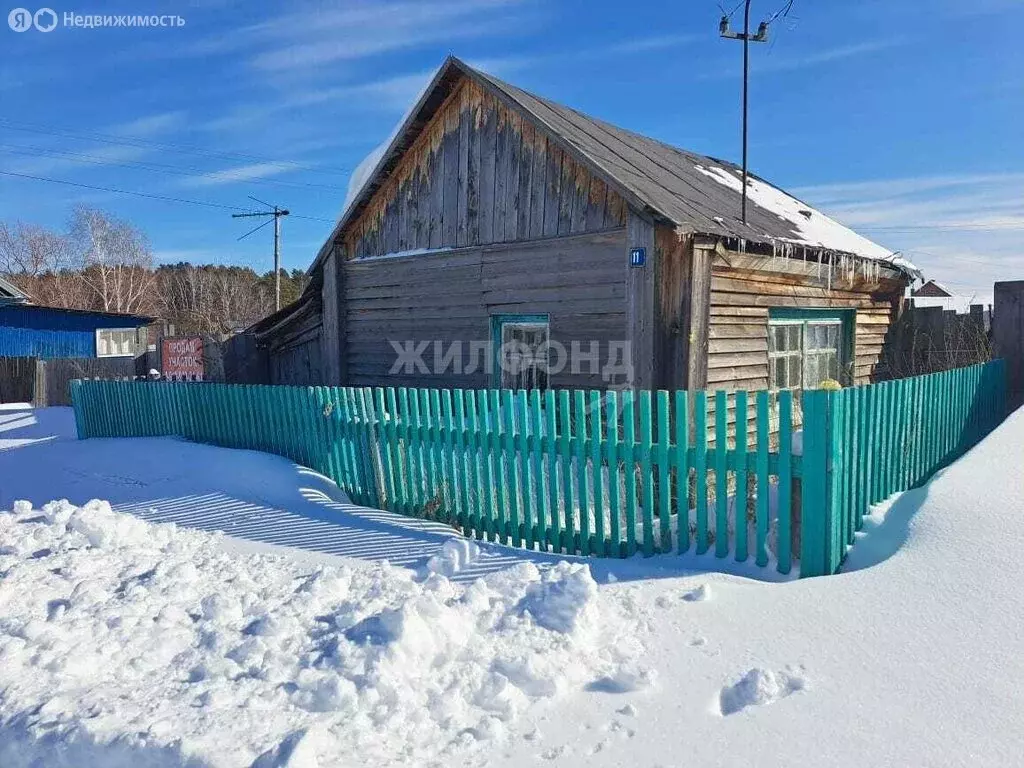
232, 195, 290, 311
720, 2, 769, 225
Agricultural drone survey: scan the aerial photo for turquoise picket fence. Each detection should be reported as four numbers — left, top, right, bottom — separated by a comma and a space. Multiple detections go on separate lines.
802, 359, 1006, 576
70, 359, 1005, 577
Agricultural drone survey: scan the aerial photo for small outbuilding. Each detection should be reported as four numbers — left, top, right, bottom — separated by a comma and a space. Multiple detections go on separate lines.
0, 279, 151, 359
258, 56, 919, 396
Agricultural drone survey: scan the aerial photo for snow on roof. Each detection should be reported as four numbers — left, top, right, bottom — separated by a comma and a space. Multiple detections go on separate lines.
694, 164, 921, 278
336, 65, 444, 225
316, 57, 921, 283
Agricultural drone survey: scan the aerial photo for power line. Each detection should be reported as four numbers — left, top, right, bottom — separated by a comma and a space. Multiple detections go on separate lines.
0, 169, 248, 211
0, 169, 335, 223
0, 118, 357, 179
718, 1, 746, 19
859, 223, 1024, 232
765, 0, 796, 24
0, 142, 347, 192
719, 1, 772, 224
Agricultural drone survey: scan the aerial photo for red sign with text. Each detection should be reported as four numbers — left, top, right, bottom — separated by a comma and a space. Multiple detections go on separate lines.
161, 337, 204, 381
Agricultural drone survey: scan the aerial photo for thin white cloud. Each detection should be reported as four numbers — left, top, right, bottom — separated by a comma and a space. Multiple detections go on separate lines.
3, 144, 152, 178
705, 38, 904, 78
939, 0, 1024, 16
220, 0, 529, 74
108, 112, 187, 138
776, 39, 902, 68
201, 69, 438, 136
289, 71, 437, 112
793, 172, 1024, 304
467, 33, 699, 77
186, 162, 296, 186
606, 34, 699, 54
793, 173, 1024, 204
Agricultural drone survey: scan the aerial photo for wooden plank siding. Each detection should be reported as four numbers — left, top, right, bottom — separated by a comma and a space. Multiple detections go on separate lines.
707, 252, 904, 392
343, 77, 627, 259
342, 230, 627, 389
320, 248, 342, 384
265, 304, 324, 386
699, 250, 906, 440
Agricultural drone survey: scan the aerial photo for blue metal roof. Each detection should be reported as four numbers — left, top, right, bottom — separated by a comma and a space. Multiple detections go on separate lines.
0, 304, 150, 358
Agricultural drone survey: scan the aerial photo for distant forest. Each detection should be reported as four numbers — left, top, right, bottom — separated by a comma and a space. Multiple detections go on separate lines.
0, 206, 309, 336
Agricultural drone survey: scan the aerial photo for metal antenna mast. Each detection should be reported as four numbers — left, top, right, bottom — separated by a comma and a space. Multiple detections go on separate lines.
232, 195, 290, 311
720, 1, 770, 225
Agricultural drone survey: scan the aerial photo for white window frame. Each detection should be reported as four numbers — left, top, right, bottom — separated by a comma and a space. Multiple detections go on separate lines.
492, 315, 550, 391
768, 318, 845, 391
96, 327, 143, 358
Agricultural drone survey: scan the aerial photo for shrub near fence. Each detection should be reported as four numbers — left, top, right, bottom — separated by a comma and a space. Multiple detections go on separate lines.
70, 359, 1006, 578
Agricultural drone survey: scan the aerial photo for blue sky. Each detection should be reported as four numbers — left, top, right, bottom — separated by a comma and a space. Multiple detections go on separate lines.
2, 0, 1022, 303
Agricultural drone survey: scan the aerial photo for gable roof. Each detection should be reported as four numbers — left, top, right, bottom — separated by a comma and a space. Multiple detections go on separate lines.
0, 275, 29, 304
912, 279, 954, 298
318, 56, 917, 278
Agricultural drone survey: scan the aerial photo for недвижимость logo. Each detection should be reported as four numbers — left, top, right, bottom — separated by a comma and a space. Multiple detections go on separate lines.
8, 8, 184, 30
8, 7, 56, 31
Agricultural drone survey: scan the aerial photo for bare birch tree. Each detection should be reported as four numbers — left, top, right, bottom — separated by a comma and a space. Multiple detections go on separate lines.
0, 220, 90, 306
69, 206, 155, 315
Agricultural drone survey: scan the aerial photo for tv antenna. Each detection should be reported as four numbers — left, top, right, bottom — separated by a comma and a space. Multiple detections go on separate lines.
232, 195, 290, 311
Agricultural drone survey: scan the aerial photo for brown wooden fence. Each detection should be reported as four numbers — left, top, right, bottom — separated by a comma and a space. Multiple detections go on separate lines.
993, 281, 1024, 413
882, 301, 992, 379
0, 356, 36, 403
0, 356, 142, 406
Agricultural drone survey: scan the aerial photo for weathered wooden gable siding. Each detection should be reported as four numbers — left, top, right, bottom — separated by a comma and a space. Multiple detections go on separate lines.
343, 78, 627, 259
707, 252, 904, 393
343, 230, 627, 389
265, 303, 323, 386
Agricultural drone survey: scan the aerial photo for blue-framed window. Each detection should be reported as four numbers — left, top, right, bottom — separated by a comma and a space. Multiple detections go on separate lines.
490, 314, 550, 390
768, 308, 854, 389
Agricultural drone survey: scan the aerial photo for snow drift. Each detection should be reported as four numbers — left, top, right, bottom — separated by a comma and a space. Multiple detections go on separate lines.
0, 500, 649, 768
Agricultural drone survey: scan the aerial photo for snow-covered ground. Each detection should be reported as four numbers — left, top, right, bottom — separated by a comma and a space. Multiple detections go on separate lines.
2, 403, 1023, 766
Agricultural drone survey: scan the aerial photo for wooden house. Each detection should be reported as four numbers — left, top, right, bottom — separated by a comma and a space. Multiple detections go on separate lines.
257, 56, 918, 400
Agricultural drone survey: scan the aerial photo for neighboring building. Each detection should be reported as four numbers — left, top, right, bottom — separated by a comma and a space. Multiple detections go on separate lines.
0, 280, 151, 358
248, 280, 323, 386
257, 56, 919, 394
910, 279, 977, 314
0, 275, 28, 307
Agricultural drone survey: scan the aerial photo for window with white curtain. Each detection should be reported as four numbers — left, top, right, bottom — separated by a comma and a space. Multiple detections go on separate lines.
96, 327, 144, 358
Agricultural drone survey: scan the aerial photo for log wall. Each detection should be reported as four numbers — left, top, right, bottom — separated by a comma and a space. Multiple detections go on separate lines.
343, 230, 627, 389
